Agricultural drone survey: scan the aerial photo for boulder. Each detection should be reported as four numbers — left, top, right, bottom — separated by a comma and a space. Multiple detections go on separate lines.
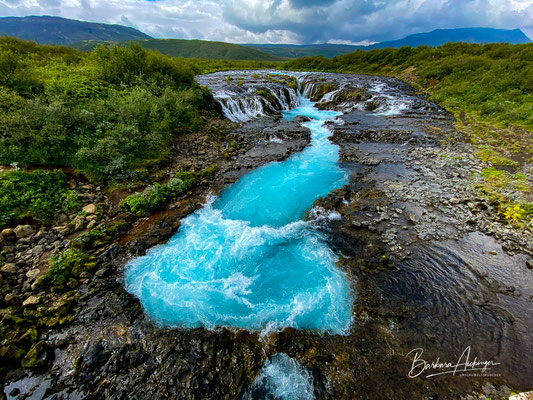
82, 204, 97, 215
73, 215, 86, 231
56, 213, 68, 224
21, 341, 52, 368
1, 228, 14, 237
14, 225, 34, 239
26, 268, 41, 280
1, 263, 17, 274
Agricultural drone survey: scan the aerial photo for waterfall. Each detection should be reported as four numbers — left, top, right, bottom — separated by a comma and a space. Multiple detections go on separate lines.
319, 87, 342, 103
199, 72, 302, 123
198, 70, 414, 122
213, 86, 300, 123
300, 81, 318, 99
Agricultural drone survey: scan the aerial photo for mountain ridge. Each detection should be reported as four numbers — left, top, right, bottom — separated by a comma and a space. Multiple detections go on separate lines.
245, 27, 532, 58
0, 15, 152, 45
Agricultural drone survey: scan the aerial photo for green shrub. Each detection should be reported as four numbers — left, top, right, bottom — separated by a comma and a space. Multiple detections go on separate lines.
119, 171, 197, 217
0, 38, 209, 185
40, 249, 93, 290
201, 164, 219, 178
0, 169, 79, 227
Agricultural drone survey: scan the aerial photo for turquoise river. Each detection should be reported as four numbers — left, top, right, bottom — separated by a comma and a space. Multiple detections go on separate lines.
124, 96, 354, 334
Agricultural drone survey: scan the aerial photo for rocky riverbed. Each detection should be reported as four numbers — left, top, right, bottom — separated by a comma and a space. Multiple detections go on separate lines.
1, 71, 532, 400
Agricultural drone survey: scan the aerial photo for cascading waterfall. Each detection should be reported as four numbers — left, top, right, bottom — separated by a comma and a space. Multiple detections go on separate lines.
218, 95, 269, 123
199, 71, 416, 122
300, 81, 318, 99
202, 73, 301, 122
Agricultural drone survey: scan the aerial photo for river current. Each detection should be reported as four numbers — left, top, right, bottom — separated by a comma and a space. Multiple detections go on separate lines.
124, 91, 354, 334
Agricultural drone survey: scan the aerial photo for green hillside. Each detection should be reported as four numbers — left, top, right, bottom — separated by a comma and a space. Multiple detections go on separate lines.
73, 38, 285, 61
244, 43, 362, 59
0, 15, 151, 45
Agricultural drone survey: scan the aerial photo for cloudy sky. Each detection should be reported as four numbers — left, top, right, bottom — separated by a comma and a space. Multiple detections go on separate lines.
1, 0, 532, 44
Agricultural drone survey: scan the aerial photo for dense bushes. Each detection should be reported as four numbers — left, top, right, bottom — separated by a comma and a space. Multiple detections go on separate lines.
284, 42, 533, 129
0, 169, 79, 227
91, 42, 196, 89
119, 171, 197, 217
0, 37, 212, 183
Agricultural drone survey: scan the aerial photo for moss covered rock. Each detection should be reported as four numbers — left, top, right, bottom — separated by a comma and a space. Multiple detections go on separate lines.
21, 340, 52, 368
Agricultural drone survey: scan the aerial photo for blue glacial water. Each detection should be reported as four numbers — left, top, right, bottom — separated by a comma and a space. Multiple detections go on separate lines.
124, 97, 353, 334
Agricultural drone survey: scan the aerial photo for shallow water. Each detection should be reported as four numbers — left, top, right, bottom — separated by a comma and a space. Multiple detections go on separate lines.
124, 96, 353, 333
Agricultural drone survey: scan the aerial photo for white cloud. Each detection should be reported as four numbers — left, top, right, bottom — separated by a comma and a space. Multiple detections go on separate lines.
0, 0, 532, 43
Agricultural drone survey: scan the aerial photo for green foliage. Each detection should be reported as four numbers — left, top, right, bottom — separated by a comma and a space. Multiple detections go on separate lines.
119, 171, 197, 217
0, 169, 79, 227
91, 42, 196, 89
475, 146, 518, 167
40, 249, 93, 290
73, 38, 285, 61
477, 167, 532, 225
0, 38, 210, 184
201, 164, 219, 178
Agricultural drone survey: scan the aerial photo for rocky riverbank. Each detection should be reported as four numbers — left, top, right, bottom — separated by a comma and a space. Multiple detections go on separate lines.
1, 71, 532, 400
0, 109, 311, 399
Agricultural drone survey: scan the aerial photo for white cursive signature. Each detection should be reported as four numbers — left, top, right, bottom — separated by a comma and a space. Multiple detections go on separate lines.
406, 346, 500, 378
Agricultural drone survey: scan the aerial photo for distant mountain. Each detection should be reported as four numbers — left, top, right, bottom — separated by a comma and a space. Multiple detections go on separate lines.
372, 27, 531, 49
0, 15, 151, 45
245, 27, 532, 58
73, 38, 285, 61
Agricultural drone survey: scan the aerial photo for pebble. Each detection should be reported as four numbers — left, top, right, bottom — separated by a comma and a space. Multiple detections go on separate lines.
22, 295, 40, 306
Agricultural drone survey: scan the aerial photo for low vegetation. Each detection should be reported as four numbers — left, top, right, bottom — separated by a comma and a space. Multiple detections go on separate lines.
119, 171, 197, 217
40, 249, 94, 291
0, 169, 79, 228
73, 38, 285, 61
